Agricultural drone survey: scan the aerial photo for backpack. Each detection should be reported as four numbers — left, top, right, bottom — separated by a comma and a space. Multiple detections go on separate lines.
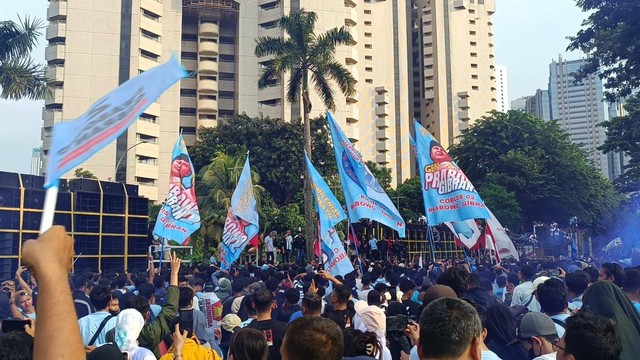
510, 294, 534, 328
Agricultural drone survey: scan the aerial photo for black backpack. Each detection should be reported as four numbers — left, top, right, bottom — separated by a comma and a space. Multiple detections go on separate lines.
510, 294, 534, 328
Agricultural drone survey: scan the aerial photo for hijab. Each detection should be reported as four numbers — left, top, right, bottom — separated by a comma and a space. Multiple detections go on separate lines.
582, 280, 640, 360
115, 309, 156, 360
484, 303, 528, 360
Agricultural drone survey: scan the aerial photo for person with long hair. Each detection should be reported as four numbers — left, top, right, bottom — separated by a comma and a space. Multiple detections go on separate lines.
483, 303, 528, 360
228, 328, 268, 360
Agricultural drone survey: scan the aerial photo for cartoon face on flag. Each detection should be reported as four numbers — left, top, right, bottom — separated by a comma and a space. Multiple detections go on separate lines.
327, 112, 405, 237
153, 135, 201, 245
413, 120, 490, 225
219, 156, 259, 270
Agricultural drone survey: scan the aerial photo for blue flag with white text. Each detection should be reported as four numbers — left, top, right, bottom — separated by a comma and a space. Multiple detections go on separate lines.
153, 135, 201, 245
219, 156, 260, 270
327, 112, 405, 237
413, 120, 490, 225
45, 57, 186, 187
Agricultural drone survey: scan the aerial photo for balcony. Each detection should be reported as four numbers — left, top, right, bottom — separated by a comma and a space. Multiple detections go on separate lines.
46, 65, 64, 84
136, 118, 160, 137
198, 79, 218, 93
197, 118, 217, 129
42, 108, 63, 127
199, 22, 219, 37
140, 34, 162, 55
376, 128, 388, 140
376, 117, 390, 128
345, 125, 359, 142
180, 96, 197, 108
145, 102, 161, 116
199, 41, 219, 56
181, 40, 197, 53
376, 104, 390, 116
140, 15, 162, 37
346, 105, 359, 123
45, 88, 64, 105
198, 60, 218, 74
345, 7, 357, 26
458, 97, 469, 109
459, 110, 470, 121
345, 0, 356, 6
198, 99, 218, 113
139, 55, 160, 71
349, 31, 358, 45
140, 0, 163, 16
346, 93, 358, 103
134, 142, 159, 158
180, 115, 196, 127
376, 140, 389, 152
375, 93, 389, 104
47, 0, 68, 20
137, 184, 158, 201
258, 6, 282, 24
345, 50, 358, 65
135, 162, 158, 180
181, 77, 197, 89
376, 153, 391, 164
45, 43, 65, 61
46, 21, 66, 40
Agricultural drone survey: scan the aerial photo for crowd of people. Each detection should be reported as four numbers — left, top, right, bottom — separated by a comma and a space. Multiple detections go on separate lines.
1, 226, 640, 360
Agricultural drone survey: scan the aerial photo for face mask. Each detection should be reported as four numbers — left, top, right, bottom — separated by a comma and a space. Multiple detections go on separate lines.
527, 347, 537, 360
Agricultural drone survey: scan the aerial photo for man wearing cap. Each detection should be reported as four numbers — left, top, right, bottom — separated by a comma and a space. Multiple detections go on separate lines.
511, 265, 542, 312
215, 277, 232, 303
516, 312, 559, 360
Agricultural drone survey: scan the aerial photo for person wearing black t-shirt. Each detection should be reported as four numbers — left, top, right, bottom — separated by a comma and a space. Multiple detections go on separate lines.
322, 282, 355, 330
399, 278, 422, 321
246, 288, 287, 360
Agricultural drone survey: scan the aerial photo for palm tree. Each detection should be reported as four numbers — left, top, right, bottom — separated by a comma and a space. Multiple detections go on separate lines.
255, 10, 356, 260
0, 16, 48, 100
196, 151, 264, 258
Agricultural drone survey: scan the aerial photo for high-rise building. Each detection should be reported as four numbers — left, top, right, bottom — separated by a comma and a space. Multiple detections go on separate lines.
525, 89, 551, 121
494, 65, 508, 112
40, 0, 413, 199
30, 148, 42, 176
510, 96, 529, 111
548, 56, 611, 177
411, 0, 497, 149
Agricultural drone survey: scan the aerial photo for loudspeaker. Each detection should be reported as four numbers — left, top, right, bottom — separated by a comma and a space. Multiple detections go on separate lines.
125, 184, 138, 197
0, 172, 20, 188
69, 178, 100, 193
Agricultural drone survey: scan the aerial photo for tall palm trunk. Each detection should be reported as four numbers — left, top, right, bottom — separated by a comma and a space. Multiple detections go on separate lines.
302, 87, 315, 263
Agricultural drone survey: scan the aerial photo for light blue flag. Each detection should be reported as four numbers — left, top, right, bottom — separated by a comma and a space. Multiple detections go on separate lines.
413, 120, 490, 225
327, 112, 406, 237
45, 57, 186, 188
219, 156, 260, 270
305, 153, 353, 276
153, 135, 201, 245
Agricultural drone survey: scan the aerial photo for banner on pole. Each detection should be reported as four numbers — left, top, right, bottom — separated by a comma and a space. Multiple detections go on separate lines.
413, 120, 490, 225
327, 112, 405, 237
219, 156, 260, 270
45, 57, 186, 187
153, 135, 201, 245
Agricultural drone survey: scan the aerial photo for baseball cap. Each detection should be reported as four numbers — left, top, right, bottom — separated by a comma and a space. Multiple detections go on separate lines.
567, 265, 580, 274
530, 276, 550, 294
517, 312, 558, 340
221, 314, 242, 332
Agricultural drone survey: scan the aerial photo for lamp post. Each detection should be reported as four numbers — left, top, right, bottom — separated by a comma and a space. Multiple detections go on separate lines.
114, 140, 150, 182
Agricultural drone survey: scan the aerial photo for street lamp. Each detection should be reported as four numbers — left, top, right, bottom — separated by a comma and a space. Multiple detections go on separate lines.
114, 140, 151, 182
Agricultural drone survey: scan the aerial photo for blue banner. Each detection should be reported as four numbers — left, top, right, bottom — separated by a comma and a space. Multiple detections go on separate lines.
320, 228, 354, 277
413, 120, 490, 225
45, 57, 186, 188
327, 112, 405, 237
219, 156, 260, 270
153, 135, 201, 245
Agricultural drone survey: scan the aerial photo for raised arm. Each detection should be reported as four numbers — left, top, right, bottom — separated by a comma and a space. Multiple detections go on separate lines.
21, 226, 84, 360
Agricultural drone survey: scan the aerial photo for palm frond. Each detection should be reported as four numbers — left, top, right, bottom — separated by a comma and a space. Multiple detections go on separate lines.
257, 65, 279, 89
0, 16, 44, 62
286, 66, 304, 105
0, 58, 49, 100
311, 27, 353, 59
254, 36, 289, 57
310, 70, 335, 110
323, 60, 357, 97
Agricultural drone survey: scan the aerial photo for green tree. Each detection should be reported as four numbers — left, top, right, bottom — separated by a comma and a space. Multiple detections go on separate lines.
189, 114, 337, 206
389, 177, 423, 224
73, 168, 98, 179
449, 110, 620, 233
598, 96, 640, 194
255, 10, 356, 260
196, 151, 265, 259
477, 182, 522, 231
0, 16, 48, 100
567, 0, 640, 101
365, 161, 392, 192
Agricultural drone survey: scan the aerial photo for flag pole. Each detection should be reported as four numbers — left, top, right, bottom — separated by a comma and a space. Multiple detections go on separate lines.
40, 180, 59, 233
349, 222, 364, 276
426, 225, 436, 263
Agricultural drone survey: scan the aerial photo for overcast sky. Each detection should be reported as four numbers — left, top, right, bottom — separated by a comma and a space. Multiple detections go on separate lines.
0, 0, 587, 174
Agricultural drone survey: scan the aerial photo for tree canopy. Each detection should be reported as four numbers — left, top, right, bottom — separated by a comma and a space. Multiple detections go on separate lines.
448, 110, 620, 233
567, 0, 640, 102
189, 114, 336, 207
73, 168, 97, 179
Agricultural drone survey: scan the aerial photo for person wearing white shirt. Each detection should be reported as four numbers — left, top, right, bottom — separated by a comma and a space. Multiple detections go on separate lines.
283, 230, 293, 263
511, 265, 542, 312
78, 286, 118, 347
265, 231, 276, 264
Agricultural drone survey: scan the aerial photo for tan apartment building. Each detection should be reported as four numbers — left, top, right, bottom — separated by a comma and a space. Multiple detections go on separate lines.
411, 0, 497, 149
41, 0, 414, 200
